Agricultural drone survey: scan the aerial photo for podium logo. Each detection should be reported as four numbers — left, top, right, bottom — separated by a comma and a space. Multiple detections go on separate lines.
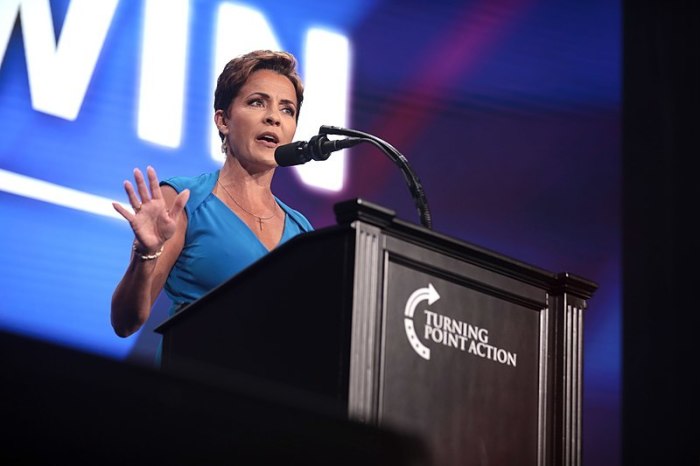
404, 283, 518, 367
404, 283, 440, 360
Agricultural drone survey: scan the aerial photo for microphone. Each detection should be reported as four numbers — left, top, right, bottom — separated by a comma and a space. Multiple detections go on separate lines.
275, 134, 362, 167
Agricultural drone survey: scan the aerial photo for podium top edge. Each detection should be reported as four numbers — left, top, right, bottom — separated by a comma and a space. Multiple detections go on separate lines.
333, 198, 598, 298
334, 198, 396, 227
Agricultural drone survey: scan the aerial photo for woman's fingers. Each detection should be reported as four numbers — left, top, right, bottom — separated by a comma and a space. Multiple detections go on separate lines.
123, 180, 141, 212
128, 166, 161, 211
117, 166, 175, 225
133, 168, 151, 204
146, 166, 162, 200
112, 201, 133, 221
114, 166, 185, 249
169, 189, 190, 219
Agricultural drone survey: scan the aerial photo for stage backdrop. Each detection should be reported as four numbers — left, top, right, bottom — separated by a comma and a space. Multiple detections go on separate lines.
0, 1, 619, 465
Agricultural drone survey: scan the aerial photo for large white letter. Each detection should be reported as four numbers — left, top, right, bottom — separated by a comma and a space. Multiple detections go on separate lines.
0, 0, 118, 120
295, 28, 351, 192
137, 0, 190, 148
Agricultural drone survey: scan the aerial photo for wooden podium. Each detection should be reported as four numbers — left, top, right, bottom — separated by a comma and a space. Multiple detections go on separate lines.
156, 199, 597, 466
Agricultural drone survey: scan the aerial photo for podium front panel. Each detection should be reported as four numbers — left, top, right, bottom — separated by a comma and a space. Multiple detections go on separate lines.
375, 236, 548, 466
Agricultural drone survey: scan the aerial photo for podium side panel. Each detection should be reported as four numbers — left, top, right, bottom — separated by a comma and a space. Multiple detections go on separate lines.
160, 229, 356, 403
347, 223, 385, 422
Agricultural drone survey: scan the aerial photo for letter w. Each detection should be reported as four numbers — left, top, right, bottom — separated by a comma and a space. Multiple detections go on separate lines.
0, 0, 118, 120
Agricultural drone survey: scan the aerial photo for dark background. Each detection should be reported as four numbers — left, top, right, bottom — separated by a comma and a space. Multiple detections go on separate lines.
623, 1, 699, 464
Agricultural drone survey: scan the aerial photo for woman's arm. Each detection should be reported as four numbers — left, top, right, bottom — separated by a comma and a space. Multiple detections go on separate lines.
110, 166, 189, 337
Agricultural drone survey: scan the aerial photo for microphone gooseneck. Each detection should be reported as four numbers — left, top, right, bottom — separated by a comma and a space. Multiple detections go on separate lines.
274, 126, 433, 230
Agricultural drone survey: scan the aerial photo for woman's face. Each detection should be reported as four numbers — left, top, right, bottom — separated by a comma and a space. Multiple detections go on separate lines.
216, 69, 298, 170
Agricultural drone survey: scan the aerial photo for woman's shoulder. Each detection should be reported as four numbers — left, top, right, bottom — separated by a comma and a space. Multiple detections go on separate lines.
160, 170, 218, 213
161, 171, 216, 192
276, 198, 314, 233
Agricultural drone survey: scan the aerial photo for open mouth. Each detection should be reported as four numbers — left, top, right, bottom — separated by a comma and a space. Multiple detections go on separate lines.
256, 133, 279, 146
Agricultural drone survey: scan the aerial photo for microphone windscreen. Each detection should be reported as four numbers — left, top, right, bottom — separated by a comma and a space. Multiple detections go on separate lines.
274, 141, 306, 167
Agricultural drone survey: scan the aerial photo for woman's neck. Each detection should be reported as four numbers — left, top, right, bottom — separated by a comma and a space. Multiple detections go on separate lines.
217, 157, 276, 208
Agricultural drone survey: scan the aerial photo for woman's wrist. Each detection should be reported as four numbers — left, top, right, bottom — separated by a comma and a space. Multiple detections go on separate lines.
132, 239, 164, 261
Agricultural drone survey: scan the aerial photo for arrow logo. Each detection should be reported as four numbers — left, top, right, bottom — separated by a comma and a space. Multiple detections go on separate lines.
404, 283, 440, 360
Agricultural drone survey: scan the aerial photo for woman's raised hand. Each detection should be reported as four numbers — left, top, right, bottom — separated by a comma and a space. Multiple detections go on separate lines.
112, 166, 189, 253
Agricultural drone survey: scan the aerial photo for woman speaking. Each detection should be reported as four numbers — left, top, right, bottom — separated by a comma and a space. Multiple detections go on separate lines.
110, 50, 313, 338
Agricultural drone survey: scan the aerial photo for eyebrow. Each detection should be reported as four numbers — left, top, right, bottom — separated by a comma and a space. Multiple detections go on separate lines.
246, 92, 297, 109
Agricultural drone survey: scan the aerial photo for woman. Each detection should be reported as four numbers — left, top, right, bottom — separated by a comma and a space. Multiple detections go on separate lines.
111, 50, 313, 338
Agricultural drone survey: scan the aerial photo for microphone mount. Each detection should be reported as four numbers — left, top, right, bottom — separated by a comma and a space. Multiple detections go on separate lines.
318, 125, 433, 230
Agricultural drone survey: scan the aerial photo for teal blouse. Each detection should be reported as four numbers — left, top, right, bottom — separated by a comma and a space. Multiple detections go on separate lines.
160, 170, 313, 315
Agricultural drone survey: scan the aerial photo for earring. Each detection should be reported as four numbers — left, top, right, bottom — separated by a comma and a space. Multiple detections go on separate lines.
221, 138, 227, 155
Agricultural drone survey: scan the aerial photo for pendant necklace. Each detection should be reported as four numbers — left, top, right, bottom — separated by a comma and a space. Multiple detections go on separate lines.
217, 180, 275, 231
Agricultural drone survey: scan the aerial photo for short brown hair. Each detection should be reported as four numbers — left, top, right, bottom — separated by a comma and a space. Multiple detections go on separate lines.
214, 50, 304, 124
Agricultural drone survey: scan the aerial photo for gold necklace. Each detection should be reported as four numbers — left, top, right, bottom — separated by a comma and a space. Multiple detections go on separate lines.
217, 180, 276, 231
